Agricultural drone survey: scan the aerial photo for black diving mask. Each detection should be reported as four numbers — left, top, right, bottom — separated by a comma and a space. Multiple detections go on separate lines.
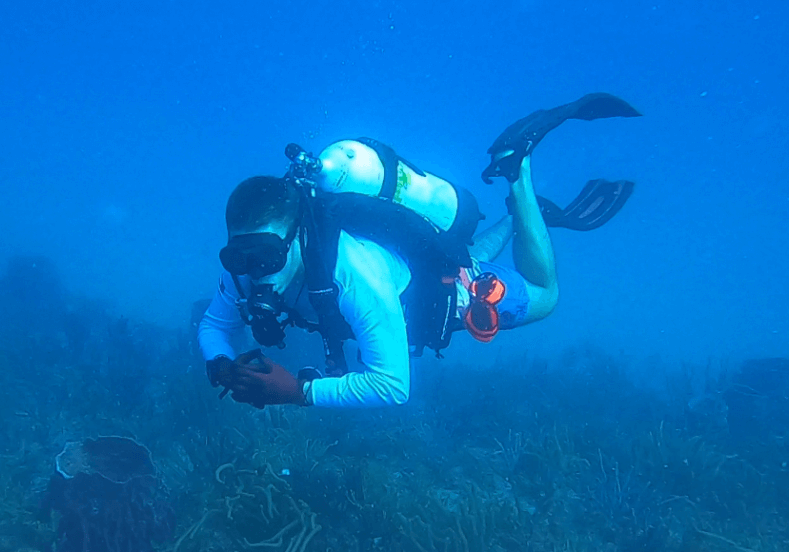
219, 232, 294, 279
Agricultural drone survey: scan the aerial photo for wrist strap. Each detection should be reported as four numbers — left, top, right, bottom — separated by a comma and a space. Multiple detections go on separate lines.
302, 380, 315, 406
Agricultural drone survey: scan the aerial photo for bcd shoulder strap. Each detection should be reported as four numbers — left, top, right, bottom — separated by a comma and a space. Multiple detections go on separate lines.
300, 195, 353, 376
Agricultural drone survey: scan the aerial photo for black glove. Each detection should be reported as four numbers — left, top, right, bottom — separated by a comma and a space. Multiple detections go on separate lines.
206, 355, 232, 388
206, 349, 264, 388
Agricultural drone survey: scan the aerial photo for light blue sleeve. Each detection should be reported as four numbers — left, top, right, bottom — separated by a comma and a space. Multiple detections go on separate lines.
197, 271, 247, 361
310, 233, 413, 408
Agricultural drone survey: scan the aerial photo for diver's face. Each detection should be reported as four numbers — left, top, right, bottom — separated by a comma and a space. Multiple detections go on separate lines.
229, 223, 303, 294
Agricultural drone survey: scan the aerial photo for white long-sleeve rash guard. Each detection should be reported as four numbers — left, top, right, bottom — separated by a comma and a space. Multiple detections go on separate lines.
198, 231, 413, 408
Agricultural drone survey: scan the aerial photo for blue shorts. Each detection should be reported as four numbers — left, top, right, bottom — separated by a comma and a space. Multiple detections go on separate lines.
464, 261, 531, 330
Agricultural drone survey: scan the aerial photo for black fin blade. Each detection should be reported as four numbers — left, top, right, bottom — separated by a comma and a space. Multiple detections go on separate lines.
482, 93, 642, 184
536, 196, 565, 227
560, 92, 642, 122
555, 179, 635, 231
487, 93, 642, 156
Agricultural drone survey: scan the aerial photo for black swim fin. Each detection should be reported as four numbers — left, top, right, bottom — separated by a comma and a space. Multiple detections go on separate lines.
482, 93, 642, 184
537, 179, 634, 231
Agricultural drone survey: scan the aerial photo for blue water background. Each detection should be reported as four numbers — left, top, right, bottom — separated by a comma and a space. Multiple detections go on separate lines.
1, 0, 786, 366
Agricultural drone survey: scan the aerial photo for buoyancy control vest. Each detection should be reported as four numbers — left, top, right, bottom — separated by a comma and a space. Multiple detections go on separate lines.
279, 139, 485, 374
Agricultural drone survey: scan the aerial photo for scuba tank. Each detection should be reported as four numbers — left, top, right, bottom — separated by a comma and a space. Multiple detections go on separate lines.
314, 138, 482, 255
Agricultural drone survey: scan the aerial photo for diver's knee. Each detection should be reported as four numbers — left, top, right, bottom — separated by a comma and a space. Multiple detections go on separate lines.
541, 285, 559, 319
529, 284, 559, 322
545, 283, 559, 314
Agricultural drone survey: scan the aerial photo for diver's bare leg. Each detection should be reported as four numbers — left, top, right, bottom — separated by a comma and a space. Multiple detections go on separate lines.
469, 215, 513, 263
510, 156, 558, 321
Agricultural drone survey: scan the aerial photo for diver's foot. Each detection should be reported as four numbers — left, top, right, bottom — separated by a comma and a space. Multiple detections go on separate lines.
505, 193, 515, 216
483, 149, 525, 185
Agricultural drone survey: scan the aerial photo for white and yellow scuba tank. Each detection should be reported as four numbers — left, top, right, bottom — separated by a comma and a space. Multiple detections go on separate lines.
313, 138, 482, 250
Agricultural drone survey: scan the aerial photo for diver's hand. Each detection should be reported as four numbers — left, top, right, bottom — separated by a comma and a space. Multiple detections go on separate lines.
229, 356, 308, 408
205, 349, 263, 388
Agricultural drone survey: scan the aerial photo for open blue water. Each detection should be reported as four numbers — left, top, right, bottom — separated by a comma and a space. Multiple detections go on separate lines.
1, 0, 786, 365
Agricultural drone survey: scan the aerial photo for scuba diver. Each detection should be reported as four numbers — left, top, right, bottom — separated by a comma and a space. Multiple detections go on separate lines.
198, 93, 641, 409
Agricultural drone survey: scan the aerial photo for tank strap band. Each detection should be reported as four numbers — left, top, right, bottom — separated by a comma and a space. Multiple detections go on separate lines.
356, 137, 427, 201
356, 137, 399, 200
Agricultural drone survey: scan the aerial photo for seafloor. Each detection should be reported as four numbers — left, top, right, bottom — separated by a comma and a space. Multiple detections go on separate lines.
1, 258, 786, 552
